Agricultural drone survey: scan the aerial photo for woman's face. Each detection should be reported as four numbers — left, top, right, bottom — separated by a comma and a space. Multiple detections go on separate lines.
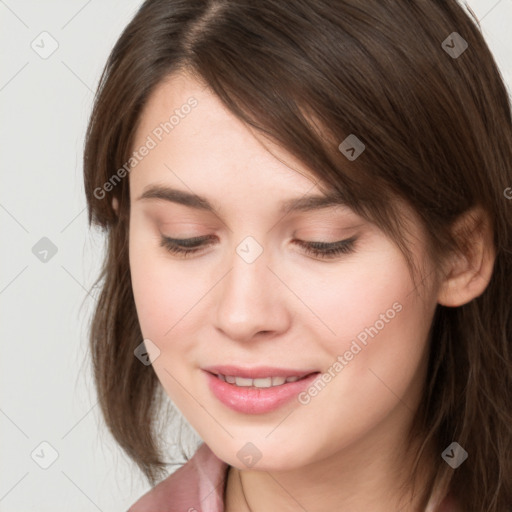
128, 72, 441, 471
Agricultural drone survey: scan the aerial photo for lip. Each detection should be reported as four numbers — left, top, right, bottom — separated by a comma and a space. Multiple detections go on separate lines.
202, 365, 318, 379
203, 369, 321, 414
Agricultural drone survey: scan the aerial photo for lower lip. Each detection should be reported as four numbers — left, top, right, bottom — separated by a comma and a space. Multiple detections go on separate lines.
204, 370, 320, 414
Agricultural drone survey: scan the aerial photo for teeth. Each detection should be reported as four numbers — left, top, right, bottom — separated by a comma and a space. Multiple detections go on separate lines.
235, 376, 254, 387
217, 374, 303, 387
272, 376, 286, 386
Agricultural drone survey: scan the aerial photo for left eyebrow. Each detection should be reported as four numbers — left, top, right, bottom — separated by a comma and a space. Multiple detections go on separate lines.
136, 184, 348, 214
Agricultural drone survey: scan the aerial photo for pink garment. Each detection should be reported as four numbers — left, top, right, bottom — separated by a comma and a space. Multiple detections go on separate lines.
127, 442, 459, 512
127, 443, 228, 512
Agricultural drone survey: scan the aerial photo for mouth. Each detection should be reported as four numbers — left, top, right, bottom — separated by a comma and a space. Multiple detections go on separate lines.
203, 367, 322, 414
209, 372, 319, 388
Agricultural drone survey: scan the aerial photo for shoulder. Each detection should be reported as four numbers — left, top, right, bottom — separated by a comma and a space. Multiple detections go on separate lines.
127, 443, 229, 512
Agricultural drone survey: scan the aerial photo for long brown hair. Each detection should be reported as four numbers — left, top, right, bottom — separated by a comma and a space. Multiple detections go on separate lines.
83, 1, 512, 509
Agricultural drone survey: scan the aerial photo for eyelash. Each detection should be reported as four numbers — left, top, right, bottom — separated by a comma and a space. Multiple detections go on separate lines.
159, 235, 357, 260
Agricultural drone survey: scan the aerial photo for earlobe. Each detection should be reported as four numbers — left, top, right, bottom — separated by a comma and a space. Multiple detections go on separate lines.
112, 197, 119, 214
437, 206, 495, 307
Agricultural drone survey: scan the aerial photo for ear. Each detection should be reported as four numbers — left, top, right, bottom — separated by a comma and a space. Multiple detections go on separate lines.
437, 206, 495, 307
112, 197, 119, 215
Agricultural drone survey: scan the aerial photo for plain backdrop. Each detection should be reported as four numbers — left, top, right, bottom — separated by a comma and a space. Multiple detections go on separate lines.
1, 1, 511, 510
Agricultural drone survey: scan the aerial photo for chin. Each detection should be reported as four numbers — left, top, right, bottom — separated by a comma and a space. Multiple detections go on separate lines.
210, 438, 313, 473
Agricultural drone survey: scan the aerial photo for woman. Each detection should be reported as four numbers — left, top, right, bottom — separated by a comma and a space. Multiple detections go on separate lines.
83, 1, 512, 510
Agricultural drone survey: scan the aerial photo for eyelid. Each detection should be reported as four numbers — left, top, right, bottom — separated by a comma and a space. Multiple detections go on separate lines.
162, 235, 215, 246
159, 233, 358, 260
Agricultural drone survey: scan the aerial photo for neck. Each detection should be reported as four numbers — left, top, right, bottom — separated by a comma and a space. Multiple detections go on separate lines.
224, 405, 437, 512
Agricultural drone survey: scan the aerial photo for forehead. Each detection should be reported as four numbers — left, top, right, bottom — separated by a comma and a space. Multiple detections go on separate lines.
128, 71, 335, 207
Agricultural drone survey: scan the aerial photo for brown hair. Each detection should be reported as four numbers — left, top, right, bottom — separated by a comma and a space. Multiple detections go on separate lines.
83, 0, 512, 509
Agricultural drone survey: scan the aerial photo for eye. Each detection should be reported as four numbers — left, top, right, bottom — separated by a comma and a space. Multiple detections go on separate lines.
159, 235, 215, 258
293, 236, 357, 259
160, 234, 357, 260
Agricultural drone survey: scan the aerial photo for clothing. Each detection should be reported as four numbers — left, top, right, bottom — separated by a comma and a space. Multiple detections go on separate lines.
127, 442, 459, 512
128, 443, 227, 512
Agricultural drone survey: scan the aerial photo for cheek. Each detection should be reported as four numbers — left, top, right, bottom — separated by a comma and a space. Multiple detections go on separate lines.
284, 250, 434, 460
128, 216, 201, 343
297, 248, 433, 419
293, 247, 415, 350
295, 242, 432, 393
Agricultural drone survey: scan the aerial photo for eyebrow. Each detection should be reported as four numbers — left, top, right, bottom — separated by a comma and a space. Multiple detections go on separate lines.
136, 184, 348, 214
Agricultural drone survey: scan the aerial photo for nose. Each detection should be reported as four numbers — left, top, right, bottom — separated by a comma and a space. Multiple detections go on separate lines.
214, 237, 291, 343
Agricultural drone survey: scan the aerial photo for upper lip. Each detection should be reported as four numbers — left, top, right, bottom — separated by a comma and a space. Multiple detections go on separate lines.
202, 365, 319, 379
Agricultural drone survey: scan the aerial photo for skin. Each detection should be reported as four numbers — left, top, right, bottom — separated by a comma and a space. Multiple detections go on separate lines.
125, 71, 495, 511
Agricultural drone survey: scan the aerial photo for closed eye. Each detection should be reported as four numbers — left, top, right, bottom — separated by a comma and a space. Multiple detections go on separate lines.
159, 235, 357, 260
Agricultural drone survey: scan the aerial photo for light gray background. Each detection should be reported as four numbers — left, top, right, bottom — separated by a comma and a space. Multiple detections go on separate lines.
1, 1, 511, 510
